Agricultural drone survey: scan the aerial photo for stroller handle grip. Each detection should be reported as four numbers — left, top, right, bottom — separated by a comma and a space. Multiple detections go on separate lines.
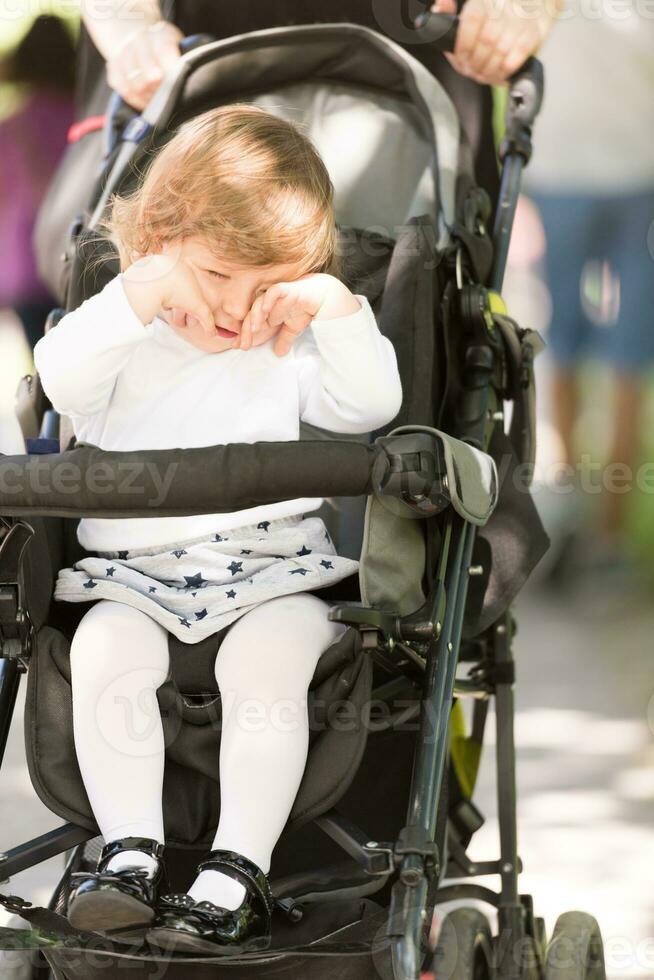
412, 9, 544, 124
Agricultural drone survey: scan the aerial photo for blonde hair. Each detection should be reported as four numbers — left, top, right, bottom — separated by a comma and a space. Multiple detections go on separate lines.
107, 104, 339, 277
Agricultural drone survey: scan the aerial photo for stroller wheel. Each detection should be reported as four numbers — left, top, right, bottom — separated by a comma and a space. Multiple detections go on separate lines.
426, 908, 493, 980
544, 912, 606, 980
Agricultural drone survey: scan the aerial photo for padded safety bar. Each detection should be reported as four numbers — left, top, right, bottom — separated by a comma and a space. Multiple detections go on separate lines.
0, 440, 378, 519
0, 429, 499, 526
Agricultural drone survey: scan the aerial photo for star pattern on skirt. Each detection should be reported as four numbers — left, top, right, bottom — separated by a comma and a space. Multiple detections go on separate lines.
69, 521, 342, 631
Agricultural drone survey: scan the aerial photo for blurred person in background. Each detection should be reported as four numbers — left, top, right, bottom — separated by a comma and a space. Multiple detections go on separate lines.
0, 15, 75, 349
525, 1, 654, 582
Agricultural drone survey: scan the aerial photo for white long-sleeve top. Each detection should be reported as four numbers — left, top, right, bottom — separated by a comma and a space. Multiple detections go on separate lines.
34, 274, 403, 552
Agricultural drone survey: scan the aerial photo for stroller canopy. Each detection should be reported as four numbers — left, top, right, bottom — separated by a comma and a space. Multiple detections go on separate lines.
92, 23, 463, 247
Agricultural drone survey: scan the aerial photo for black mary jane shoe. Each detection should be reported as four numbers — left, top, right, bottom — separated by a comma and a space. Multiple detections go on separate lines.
67, 837, 167, 938
146, 849, 274, 955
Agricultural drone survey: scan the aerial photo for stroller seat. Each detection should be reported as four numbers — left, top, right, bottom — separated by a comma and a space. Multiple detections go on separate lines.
26, 581, 375, 853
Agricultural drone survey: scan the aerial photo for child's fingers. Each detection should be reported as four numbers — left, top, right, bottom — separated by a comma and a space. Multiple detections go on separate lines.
250, 293, 272, 336
238, 309, 253, 350
238, 296, 266, 350
272, 324, 299, 358
272, 316, 311, 357
261, 283, 291, 323
266, 297, 300, 331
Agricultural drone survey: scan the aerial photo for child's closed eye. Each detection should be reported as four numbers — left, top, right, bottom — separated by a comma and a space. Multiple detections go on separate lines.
205, 269, 228, 279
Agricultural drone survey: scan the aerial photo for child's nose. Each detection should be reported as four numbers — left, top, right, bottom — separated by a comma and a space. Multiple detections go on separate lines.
222, 290, 254, 323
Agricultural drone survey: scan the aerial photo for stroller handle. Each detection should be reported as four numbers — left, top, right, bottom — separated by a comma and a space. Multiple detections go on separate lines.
413, 10, 544, 125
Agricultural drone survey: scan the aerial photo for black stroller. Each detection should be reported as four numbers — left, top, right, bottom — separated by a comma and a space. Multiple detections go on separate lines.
0, 15, 607, 980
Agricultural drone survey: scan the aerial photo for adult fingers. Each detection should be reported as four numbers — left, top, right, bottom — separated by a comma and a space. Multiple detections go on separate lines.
148, 21, 184, 72
107, 58, 156, 110
467, 13, 503, 77
107, 22, 182, 109
430, 0, 457, 13
454, 0, 486, 70
500, 29, 536, 78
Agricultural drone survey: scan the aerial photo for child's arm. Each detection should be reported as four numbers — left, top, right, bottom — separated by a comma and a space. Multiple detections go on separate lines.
34, 275, 149, 418
295, 296, 403, 434
35, 254, 213, 418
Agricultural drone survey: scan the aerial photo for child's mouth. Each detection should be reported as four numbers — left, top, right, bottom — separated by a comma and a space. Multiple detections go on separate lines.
215, 326, 238, 339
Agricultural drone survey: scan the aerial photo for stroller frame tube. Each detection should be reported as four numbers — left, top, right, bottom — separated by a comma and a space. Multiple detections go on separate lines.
0, 659, 20, 771
390, 88, 541, 968
494, 612, 524, 980
389, 512, 474, 980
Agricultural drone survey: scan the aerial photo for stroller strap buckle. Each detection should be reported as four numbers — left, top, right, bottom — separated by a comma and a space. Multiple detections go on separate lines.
123, 117, 152, 143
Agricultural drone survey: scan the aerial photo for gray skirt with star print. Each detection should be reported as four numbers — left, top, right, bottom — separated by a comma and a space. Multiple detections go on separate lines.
54, 514, 359, 643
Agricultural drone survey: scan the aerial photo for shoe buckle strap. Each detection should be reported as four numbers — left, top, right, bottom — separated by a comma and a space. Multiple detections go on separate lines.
197, 852, 272, 915
99, 836, 165, 871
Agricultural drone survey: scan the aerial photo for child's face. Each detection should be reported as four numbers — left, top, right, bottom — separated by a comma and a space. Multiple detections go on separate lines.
159, 237, 306, 354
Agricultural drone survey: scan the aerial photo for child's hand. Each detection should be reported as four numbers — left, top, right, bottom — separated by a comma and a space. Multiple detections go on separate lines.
122, 252, 215, 335
236, 274, 361, 358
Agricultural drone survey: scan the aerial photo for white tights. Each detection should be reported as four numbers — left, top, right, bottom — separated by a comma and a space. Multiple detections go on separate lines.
69, 595, 347, 909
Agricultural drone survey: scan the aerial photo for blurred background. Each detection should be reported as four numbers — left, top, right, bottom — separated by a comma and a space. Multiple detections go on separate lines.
0, 2, 653, 979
